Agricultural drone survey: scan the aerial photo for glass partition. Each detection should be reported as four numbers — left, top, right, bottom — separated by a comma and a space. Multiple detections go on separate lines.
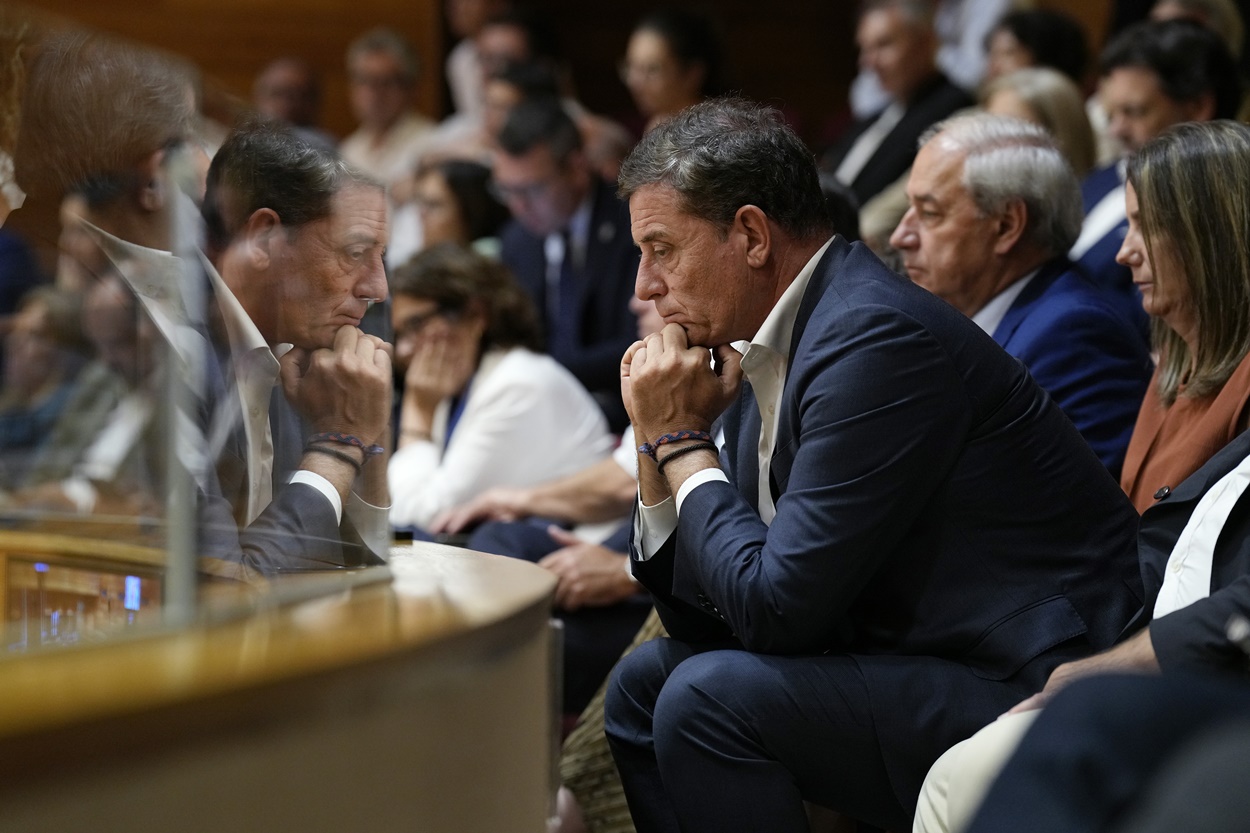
0, 5, 392, 652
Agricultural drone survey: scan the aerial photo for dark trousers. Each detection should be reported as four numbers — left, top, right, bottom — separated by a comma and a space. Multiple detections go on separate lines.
965, 673, 1250, 833
469, 519, 650, 714
603, 637, 908, 833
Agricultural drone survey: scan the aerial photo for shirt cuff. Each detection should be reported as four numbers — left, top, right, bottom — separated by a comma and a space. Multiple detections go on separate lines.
291, 470, 343, 524
676, 468, 729, 512
634, 493, 677, 562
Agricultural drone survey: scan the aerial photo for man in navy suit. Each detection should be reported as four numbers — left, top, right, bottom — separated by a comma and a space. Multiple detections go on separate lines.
603, 98, 1142, 833
1069, 20, 1239, 296
494, 97, 638, 430
891, 113, 1151, 478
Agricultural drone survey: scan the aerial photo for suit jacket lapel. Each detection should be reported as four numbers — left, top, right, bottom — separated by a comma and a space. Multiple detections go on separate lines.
992, 258, 1067, 348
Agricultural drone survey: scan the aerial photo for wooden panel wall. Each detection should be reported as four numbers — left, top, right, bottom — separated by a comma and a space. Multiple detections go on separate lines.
19, 0, 445, 140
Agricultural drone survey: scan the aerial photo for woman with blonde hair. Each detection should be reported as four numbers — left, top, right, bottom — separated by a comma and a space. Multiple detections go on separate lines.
981, 67, 1097, 175
1117, 120, 1250, 512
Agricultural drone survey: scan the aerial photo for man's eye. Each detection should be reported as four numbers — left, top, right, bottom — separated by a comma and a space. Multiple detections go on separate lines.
346, 248, 366, 261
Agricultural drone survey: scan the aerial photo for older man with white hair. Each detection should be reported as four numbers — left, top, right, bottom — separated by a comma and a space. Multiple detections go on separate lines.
891, 113, 1152, 477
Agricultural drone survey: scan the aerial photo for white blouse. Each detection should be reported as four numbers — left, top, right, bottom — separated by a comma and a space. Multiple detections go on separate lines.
388, 347, 614, 528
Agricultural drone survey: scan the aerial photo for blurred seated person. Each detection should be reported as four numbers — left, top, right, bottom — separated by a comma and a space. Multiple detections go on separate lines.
251, 57, 336, 152
388, 243, 612, 531
0, 287, 89, 486
340, 28, 436, 193
413, 158, 510, 257
823, 0, 974, 207
981, 67, 1097, 176
390, 155, 511, 267
12, 272, 162, 516
493, 96, 639, 431
1116, 121, 1250, 513
983, 9, 1091, 87
620, 8, 725, 135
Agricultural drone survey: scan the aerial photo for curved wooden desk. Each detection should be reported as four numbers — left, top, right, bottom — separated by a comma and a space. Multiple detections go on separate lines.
0, 541, 558, 833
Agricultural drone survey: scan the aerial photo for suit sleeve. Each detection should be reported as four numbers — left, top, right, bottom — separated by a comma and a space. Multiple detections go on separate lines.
1007, 299, 1151, 478
665, 305, 973, 653
1150, 576, 1250, 675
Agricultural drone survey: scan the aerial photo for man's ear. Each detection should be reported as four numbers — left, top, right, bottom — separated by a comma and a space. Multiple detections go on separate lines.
992, 199, 1028, 255
735, 204, 772, 269
241, 208, 282, 270
135, 148, 167, 213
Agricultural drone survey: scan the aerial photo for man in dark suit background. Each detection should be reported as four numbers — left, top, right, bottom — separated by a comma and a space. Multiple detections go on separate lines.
603, 97, 1142, 833
493, 97, 638, 430
821, 0, 973, 207
1069, 20, 1239, 296
891, 112, 1151, 478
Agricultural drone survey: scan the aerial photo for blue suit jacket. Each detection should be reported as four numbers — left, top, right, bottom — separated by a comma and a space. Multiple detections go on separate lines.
991, 260, 1152, 478
500, 177, 639, 429
1075, 163, 1132, 296
632, 237, 1143, 809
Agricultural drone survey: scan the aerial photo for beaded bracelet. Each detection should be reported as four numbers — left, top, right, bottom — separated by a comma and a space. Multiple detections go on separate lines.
638, 429, 714, 461
304, 444, 363, 474
655, 441, 718, 476
308, 431, 385, 458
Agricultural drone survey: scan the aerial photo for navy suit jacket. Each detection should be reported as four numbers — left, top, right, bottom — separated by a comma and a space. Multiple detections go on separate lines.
500, 177, 639, 429
991, 260, 1152, 478
822, 73, 973, 205
1133, 427, 1250, 675
632, 237, 1142, 808
1075, 163, 1133, 296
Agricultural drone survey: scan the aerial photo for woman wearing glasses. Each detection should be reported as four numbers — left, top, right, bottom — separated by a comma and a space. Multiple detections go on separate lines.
388, 243, 612, 531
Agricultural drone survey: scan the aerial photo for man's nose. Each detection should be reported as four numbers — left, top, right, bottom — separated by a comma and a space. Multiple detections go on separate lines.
889, 209, 918, 250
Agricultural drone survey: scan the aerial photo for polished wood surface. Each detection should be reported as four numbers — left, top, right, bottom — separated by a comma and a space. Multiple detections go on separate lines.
0, 543, 558, 832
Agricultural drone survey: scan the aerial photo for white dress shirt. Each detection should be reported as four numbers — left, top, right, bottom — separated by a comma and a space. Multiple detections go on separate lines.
634, 239, 834, 560
969, 270, 1037, 336
1153, 452, 1250, 618
1070, 161, 1127, 261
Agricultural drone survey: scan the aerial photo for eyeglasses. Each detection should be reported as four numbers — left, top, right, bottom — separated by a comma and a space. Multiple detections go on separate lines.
618, 60, 673, 84
488, 175, 558, 204
394, 305, 465, 340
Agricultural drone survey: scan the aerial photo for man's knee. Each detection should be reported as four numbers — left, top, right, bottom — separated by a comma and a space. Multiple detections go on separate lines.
604, 637, 680, 743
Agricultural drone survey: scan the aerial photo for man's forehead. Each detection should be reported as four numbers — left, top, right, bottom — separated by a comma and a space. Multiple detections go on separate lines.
910, 140, 966, 198
328, 185, 388, 237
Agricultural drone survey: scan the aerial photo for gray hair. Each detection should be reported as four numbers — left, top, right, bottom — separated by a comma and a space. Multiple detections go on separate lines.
919, 112, 1082, 257
201, 120, 380, 256
347, 27, 419, 85
617, 97, 832, 240
861, 0, 934, 28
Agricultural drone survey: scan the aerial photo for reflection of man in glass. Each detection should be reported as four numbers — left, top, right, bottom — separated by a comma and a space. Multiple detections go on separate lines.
10, 31, 392, 575
200, 121, 393, 562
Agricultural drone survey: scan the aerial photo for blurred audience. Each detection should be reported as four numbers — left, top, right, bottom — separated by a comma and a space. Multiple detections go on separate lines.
0, 287, 89, 486
412, 158, 509, 257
